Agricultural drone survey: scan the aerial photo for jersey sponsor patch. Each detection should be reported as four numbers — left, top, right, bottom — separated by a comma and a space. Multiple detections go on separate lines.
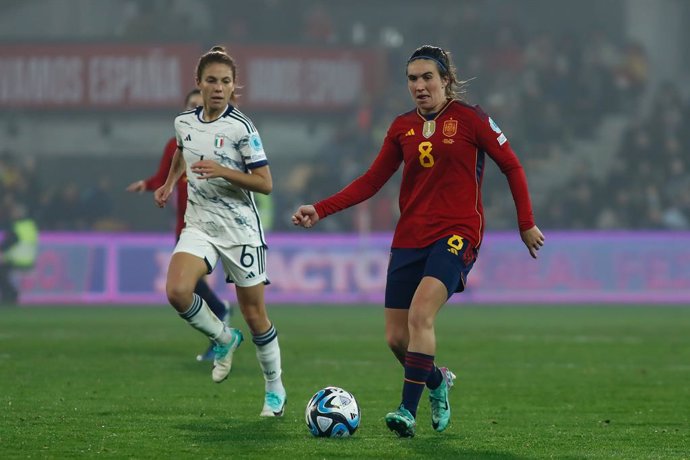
249, 133, 263, 152
497, 133, 507, 145
488, 117, 502, 133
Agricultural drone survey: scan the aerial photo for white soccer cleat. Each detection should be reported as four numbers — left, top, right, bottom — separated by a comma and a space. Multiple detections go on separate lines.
260, 391, 286, 417
211, 328, 243, 383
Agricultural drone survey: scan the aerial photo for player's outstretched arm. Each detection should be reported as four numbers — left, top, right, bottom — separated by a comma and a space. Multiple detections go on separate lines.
126, 180, 146, 193
292, 205, 320, 229
520, 225, 545, 259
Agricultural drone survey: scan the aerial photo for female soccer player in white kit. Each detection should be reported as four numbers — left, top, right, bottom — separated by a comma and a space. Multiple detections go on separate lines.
154, 46, 286, 417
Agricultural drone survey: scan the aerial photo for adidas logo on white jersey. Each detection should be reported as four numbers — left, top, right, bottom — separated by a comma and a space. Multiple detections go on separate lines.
245, 271, 256, 279
184, 134, 191, 141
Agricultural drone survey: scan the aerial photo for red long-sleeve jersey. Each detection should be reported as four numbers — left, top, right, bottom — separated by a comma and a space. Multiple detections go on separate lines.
314, 100, 535, 249
144, 137, 188, 238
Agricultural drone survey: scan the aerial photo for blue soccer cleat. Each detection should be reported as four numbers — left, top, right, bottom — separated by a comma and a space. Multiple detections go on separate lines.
196, 342, 215, 362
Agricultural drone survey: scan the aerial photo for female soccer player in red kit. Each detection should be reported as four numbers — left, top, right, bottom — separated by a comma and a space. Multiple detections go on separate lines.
293, 45, 545, 437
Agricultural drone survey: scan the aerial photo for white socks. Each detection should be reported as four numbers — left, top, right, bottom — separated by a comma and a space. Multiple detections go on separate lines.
253, 324, 285, 394
179, 293, 232, 345
181, 300, 284, 393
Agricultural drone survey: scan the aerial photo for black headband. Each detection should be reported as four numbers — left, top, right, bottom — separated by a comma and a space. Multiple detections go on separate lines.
407, 55, 447, 73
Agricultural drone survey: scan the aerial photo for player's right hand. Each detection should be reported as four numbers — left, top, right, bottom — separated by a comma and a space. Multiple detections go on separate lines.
126, 179, 146, 193
292, 205, 320, 228
154, 185, 173, 208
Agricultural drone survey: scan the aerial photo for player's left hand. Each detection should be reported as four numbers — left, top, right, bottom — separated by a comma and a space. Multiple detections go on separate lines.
520, 225, 545, 259
191, 160, 224, 180
154, 184, 174, 208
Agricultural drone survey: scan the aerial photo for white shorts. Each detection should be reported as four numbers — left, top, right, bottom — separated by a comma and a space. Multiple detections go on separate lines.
173, 227, 268, 287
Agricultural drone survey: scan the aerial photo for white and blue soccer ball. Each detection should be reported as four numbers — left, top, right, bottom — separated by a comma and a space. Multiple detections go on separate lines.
305, 386, 360, 437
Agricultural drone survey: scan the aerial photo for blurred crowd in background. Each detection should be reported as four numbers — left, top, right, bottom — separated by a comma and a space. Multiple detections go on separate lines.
1, 0, 688, 234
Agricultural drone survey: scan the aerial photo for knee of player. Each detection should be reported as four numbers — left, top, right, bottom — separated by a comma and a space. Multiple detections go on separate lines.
166, 283, 194, 309
240, 306, 269, 330
407, 310, 434, 332
385, 328, 408, 352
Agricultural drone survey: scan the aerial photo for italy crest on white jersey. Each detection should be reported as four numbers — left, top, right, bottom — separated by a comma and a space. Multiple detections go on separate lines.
174, 105, 268, 246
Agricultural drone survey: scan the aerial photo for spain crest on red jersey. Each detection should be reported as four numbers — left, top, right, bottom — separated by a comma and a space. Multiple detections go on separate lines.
443, 119, 458, 137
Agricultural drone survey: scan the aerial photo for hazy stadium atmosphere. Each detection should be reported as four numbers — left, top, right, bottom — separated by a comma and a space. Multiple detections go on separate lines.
1, 0, 689, 458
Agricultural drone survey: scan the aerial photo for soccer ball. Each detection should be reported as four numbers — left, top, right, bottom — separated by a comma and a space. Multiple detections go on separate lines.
305, 386, 360, 437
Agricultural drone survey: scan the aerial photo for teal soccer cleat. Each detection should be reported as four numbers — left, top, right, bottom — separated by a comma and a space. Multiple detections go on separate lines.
196, 301, 233, 362
429, 367, 456, 432
260, 391, 286, 417
211, 327, 243, 383
385, 404, 416, 438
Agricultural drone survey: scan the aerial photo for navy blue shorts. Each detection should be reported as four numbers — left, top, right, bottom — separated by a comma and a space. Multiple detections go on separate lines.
385, 235, 478, 309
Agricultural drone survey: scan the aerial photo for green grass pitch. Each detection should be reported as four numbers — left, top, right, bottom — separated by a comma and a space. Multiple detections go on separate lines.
1, 305, 688, 459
